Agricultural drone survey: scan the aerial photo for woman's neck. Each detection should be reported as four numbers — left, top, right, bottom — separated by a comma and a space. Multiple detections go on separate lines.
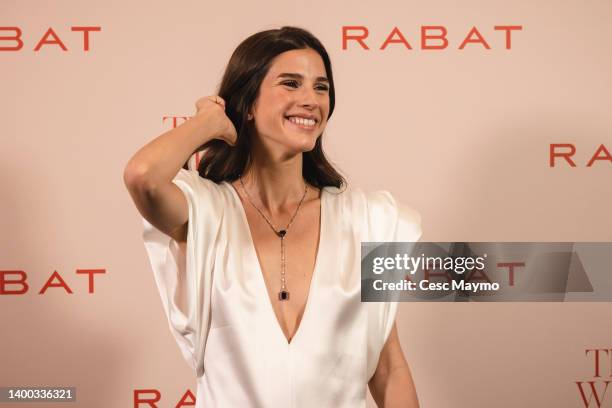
239, 155, 310, 214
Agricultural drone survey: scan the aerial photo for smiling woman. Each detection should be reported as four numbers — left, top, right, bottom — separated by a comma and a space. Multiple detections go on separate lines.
247, 48, 330, 156
191, 27, 340, 187
123, 26, 422, 408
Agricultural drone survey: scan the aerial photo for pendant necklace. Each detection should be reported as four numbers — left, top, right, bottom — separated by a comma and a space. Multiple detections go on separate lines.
239, 176, 308, 301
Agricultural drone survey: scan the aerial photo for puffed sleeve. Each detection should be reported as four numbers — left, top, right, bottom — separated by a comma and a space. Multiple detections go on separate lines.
365, 190, 422, 380
141, 168, 224, 378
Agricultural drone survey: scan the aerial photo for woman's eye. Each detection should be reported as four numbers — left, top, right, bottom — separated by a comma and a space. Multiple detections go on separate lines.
282, 80, 328, 92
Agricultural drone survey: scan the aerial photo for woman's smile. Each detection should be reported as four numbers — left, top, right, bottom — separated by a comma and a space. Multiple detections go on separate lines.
284, 114, 318, 131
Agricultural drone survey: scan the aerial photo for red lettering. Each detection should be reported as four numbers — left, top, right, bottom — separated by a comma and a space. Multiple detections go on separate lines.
1, 269, 106, 295
133, 389, 197, 408
587, 144, 612, 167
0, 270, 28, 294
549, 143, 576, 167
342, 26, 369, 50
34, 28, 68, 51
466, 269, 492, 283
497, 262, 525, 286
342, 25, 523, 51
494, 25, 523, 49
163, 116, 190, 129
175, 389, 196, 407
39, 270, 73, 294
0, 27, 23, 51
133, 389, 161, 407
71, 26, 101, 51
421, 26, 448, 50
76, 269, 106, 293
575, 381, 611, 408
380, 26, 412, 50
1, 26, 101, 52
423, 268, 453, 283
458, 26, 491, 50
587, 349, 610, 378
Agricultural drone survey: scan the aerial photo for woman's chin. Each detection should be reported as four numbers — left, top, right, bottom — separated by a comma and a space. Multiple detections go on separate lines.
281, 121, 321, 149
276, 132, 317, 152
258, 129, 320, 154
292, 137, 318, 153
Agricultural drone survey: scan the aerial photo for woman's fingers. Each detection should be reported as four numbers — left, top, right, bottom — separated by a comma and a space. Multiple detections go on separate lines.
193, 95, 236, 147
209, 95, 225, 107
195, 95, 225, 113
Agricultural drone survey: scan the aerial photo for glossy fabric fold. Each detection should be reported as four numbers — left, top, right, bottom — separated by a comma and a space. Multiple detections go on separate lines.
142, 169, 422, 407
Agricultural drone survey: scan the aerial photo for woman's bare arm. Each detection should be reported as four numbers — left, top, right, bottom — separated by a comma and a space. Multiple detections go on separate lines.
368, 322, 420, 408
123, 96, 236, 242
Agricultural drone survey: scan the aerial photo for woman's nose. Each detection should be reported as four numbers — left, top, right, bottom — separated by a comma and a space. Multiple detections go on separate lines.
297, 86, 319, 108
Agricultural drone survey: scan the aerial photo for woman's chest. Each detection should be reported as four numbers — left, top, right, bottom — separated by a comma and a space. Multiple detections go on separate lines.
245, 199, 322, 342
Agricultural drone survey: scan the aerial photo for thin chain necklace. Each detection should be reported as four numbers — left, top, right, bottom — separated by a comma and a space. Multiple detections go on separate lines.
239, 176, 308, 301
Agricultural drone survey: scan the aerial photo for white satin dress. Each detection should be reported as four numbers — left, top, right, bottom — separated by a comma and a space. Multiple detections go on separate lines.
142, 168, 422, 408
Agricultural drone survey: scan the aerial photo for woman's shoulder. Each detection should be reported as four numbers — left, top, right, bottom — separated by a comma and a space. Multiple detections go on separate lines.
173, 168, 236, 198
173, 168, 224, 190
321, 183, 387, 228
322, 183, 402, 215
323, 183, 422, 242
171, 168, 236, 216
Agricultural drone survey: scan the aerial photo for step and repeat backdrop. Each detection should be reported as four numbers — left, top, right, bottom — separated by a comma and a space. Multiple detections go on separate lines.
2, 0, 611, 407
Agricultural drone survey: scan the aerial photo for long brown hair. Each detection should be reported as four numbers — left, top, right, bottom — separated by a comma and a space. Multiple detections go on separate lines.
184, 26, 346, 190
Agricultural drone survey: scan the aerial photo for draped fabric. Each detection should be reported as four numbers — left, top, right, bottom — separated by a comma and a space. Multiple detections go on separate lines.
142, 168, 422, 407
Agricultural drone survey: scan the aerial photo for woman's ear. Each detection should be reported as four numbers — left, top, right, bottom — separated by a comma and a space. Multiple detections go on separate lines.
248, 101, 257, 121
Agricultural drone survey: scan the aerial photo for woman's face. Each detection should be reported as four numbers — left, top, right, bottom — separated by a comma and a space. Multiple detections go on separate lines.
249, 48, 330, 157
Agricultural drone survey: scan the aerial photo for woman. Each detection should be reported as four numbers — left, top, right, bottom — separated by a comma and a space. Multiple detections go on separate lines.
124, 26, 421, 407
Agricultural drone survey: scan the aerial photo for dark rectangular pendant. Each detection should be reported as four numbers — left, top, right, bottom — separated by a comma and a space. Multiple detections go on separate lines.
278, 290, 290, 301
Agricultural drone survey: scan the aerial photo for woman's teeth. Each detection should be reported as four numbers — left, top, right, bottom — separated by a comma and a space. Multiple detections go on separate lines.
287, 116, 316, 128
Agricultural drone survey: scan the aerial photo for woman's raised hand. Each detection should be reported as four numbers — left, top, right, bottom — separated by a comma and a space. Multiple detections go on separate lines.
195, 95, 238, 146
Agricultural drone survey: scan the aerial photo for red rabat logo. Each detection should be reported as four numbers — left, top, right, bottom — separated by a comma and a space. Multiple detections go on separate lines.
133, 389, 196, 407
0, 26, 101, 51
341, 25, 522, 50
0, 269, 106, 295
550, 144, 612, 167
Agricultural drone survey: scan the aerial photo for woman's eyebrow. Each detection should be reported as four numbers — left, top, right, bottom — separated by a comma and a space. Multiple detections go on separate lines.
277, 72, 329, 83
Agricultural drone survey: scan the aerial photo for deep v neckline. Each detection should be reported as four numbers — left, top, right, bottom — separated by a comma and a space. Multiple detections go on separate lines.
224, 181, 326, 346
